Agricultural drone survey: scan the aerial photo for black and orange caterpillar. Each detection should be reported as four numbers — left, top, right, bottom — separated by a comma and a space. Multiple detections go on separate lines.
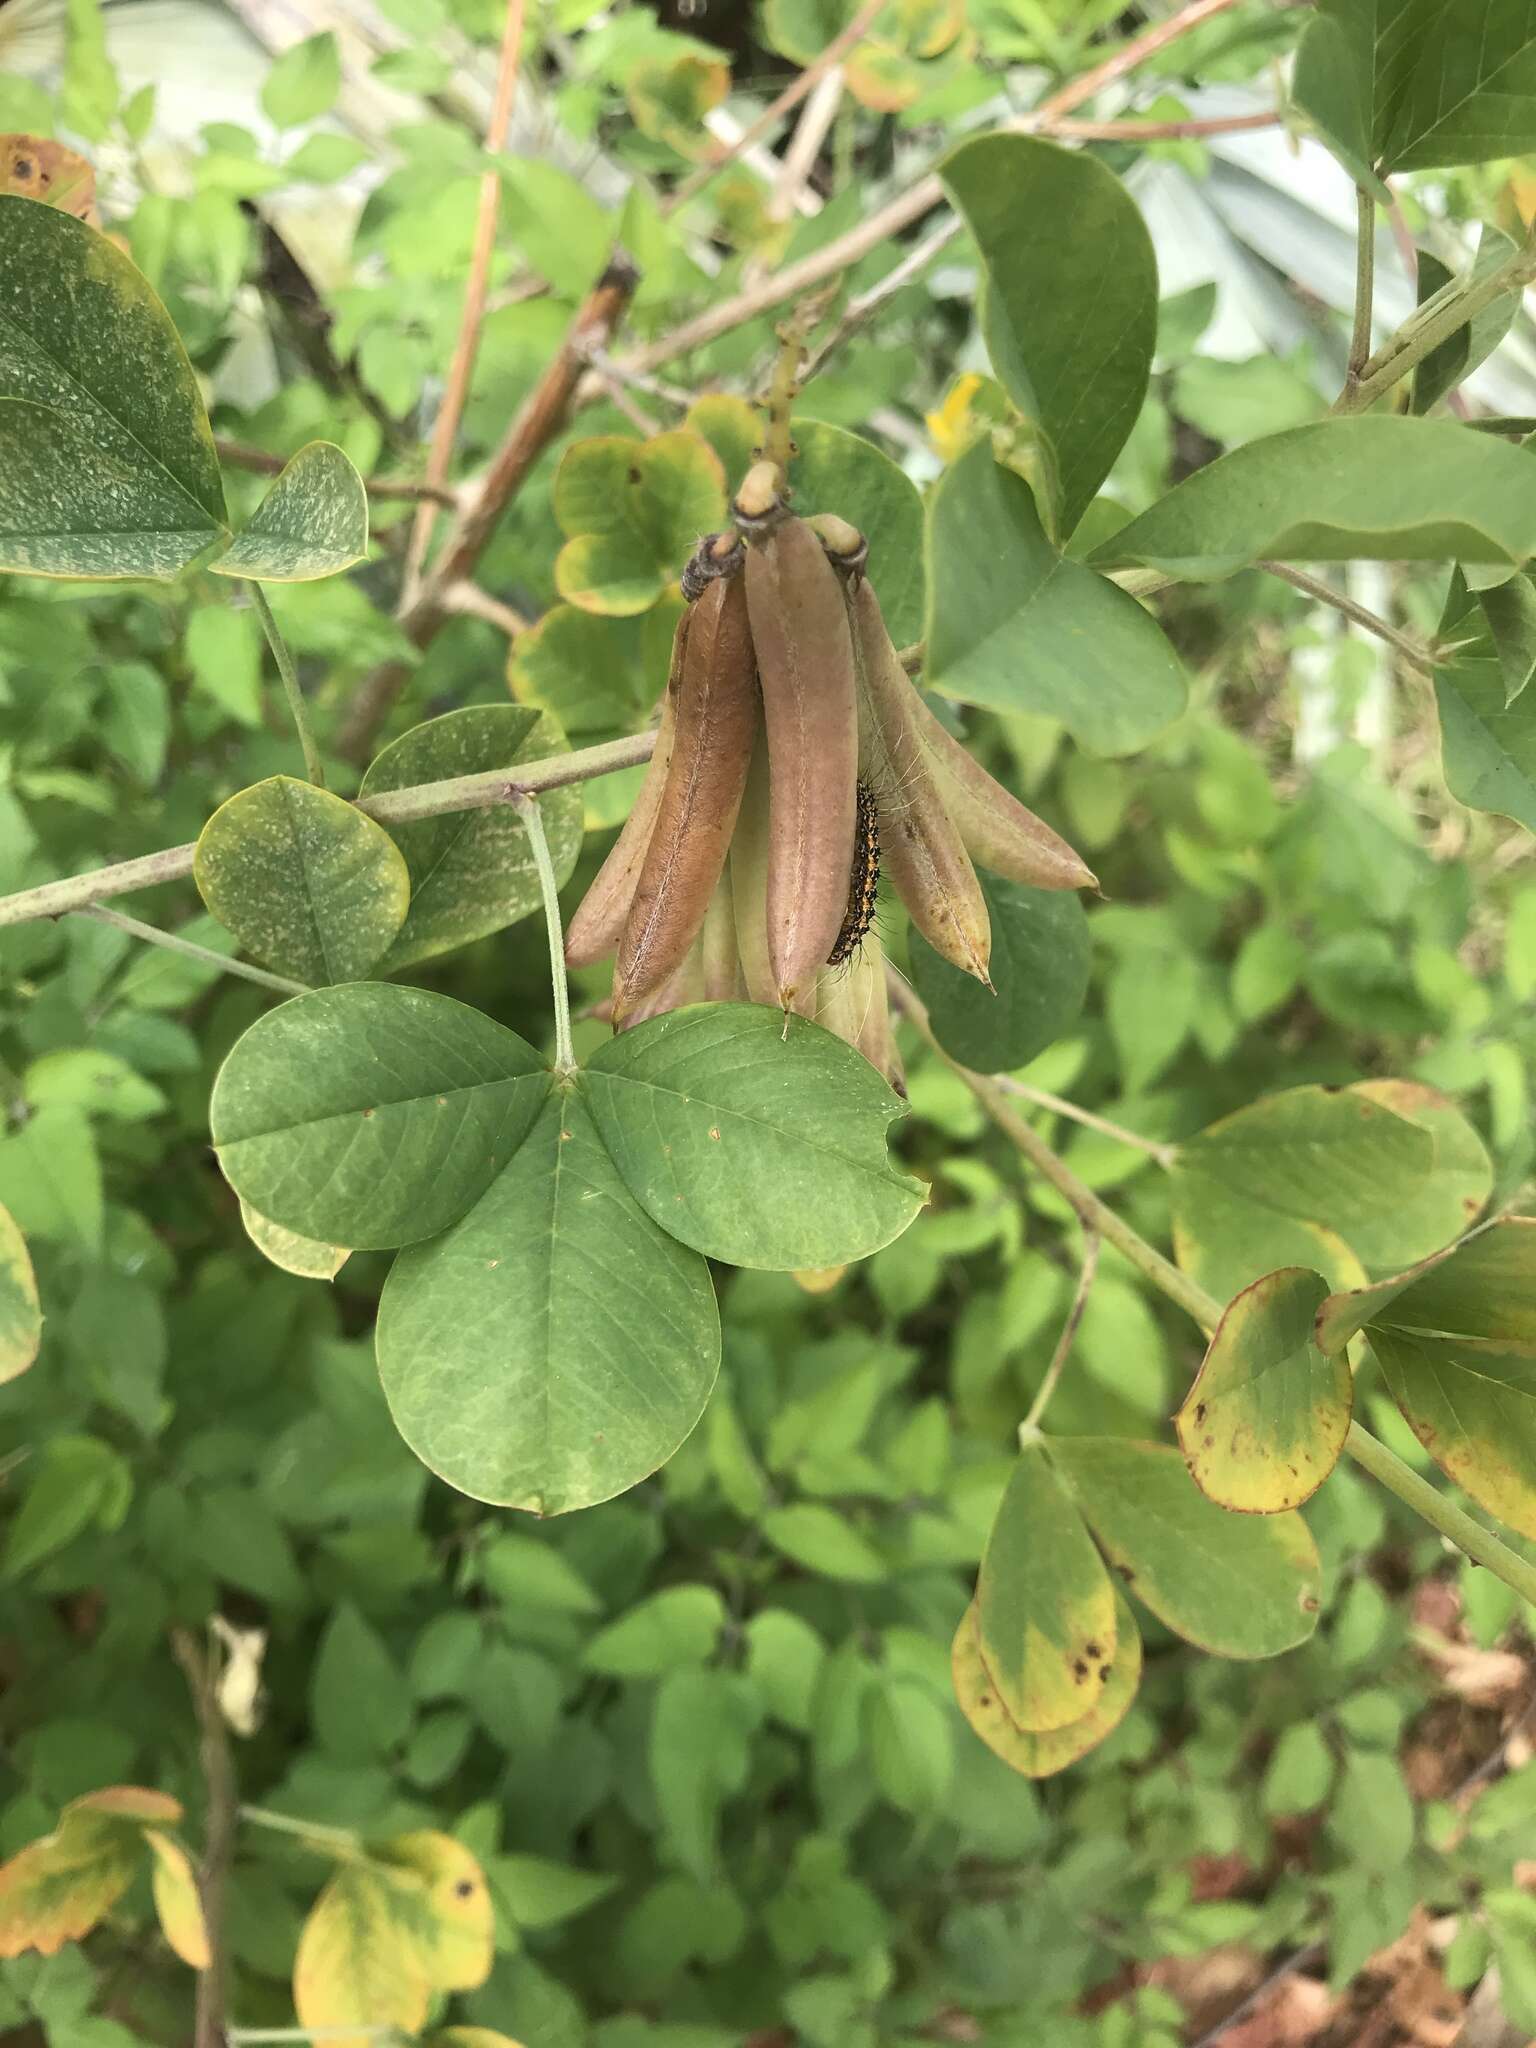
827, 779, 880, 966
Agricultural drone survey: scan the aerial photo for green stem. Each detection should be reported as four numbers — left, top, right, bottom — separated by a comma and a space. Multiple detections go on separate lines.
1345, 1421, 1536, 1608
1256, 562, 1437, 672
1345, 184, 1376, 391
890, 978, 1536, 1611
249, 583, 325, 788
237, 1804, 359, 1855
77, 905, 310, 998
513, 792, 575, 1073
1335, 228, 1536, 415
0, 728, 658, 930
1020, 1229, 1100, 1439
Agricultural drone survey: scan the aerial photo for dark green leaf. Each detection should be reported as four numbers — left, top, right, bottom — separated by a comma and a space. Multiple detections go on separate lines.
1095, 418, 1536, 582
360, 707, 583, 970
376, 1092, 720, 1513
1411, 232, 1522, 415
0, 194, 227, 577
926, 439, 1186, 756
941, 135, 1157, 539
909, 874, 1089, 1071
210, 984, 552, 1249
581, 1004, 924, 1271
787, 421, 926, 647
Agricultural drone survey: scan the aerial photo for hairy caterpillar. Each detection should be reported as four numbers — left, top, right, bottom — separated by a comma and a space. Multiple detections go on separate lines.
827, 779, 880, 967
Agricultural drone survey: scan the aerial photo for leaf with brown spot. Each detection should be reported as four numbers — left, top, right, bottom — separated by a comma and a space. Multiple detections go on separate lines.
974, 1442, 1117, 1733
953, 1589, 1141, 1778
1049, 1437, 1323, 1659
1177, 1268, 1351, 1512
0, 137, 98, 222
1330, 1216, 1536, 1540
372, 1830, 493, 1992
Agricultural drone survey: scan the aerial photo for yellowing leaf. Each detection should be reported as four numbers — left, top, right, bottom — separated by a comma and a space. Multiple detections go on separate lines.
974, 1444, 1117, 1733
0, 1201, 42, 1384
144, 1829, 211, 1969
952, 1589, 1141, 1779
239, 1198, 350, 1281
1177, 1267, 1351, 1512
0, 1787, 173, 1957
436, 2032, 528, 2048
294, 1865, 432, 2047
374, 1831, 494, 1992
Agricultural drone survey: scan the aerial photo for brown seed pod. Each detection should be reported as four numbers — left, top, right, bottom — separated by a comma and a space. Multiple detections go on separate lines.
843, 574, 993, 984
612, 573, 759, 1023
565, 686, 681, 970
743, 515, 859, 1008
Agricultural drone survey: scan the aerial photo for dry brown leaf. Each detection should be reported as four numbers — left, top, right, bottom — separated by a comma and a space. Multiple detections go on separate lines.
0, 137, 98, 223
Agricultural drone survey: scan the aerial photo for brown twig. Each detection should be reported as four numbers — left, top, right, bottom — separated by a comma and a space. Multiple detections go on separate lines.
1042, 108, 1281, 141
214, 440, 457, 509
1032, 0, 1246, 120
337, 256, 640, 761
401, 0, 529, 606
624, 1, 1265, 382
172, 1628, 237, 2048
662, 0, 886, 217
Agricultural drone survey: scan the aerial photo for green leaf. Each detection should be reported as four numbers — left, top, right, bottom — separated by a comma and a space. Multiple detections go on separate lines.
1262, 1722, 1336, 1815
1436, 571, 1536, 824
952, 1588, 1142, 1780
1170, 1081, 1445, 1302
1338, 1080, 1491, 1269
554, 431, 726, 615
786, 421, 927, 648
509, 601, 680, 742
98, 661, 170, 784
376, 1091, 720, 1514
0, 1105, 102, 1253
261, 31, 342, 128
1297, 0, 1536, 176
581, 1005, 924, 1271
909, 875, 1089, 1071
1330, 1749, 1415, 1870
761, 1503, 885, 1582
312, 1604, 412, 1758
941, 134, 1158, 538
1176, 1269, 1351, 1512
649, 1669, 760, 1881
974, 1444, 1118, 1734
0, 195, 227, 577
359, 707, 582, 970
864, 1676, 953, 1814
1095, 417, 1536, 582
211, 441, 369, 582
0, 1202, 41, 1384
24, 1046, 166, 1122
1411, 232, 1523, 415
491, 1855, 616, 1931
211, 984, 552, 1249
1326, 1217, 1536, 1539
926, 439, 1186, 756
3, 1435, 125, 1578
1048, 1437, 1322, 1658
194, 776, 410, 985
583, 1585, 725, 1677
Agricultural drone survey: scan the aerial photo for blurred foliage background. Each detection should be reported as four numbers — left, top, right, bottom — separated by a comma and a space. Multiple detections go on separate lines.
3, 0, 1536, 2042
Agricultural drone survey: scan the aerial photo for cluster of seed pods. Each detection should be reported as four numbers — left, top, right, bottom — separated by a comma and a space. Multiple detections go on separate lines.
565, 461, 1097, 1092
